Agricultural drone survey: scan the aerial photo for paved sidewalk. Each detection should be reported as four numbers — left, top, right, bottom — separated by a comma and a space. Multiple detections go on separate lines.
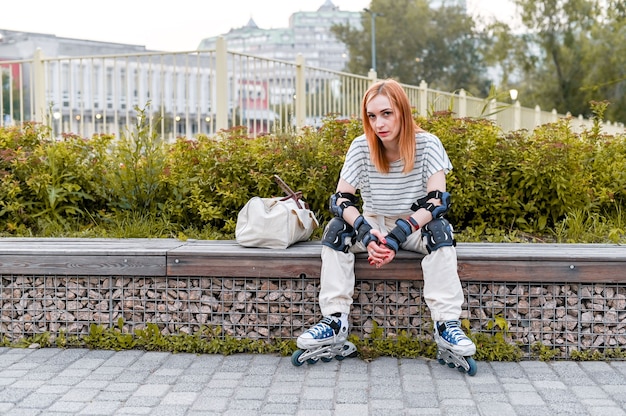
0, 347, 625, 415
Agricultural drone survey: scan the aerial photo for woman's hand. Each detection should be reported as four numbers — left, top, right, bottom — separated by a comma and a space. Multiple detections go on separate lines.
366, 230, 395, 268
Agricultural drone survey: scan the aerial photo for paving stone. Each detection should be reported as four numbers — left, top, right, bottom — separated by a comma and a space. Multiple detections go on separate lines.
0, 348, 624, 415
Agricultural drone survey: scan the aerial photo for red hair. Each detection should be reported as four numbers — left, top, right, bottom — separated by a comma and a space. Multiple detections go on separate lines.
361, 79, 417, 174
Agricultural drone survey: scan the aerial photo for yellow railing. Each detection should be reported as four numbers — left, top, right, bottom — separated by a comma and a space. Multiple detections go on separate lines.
1, 37, 623, 139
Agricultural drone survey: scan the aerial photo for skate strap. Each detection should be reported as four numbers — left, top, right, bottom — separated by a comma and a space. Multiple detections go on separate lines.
438, 321, 465, 342
320, 316, 341, 335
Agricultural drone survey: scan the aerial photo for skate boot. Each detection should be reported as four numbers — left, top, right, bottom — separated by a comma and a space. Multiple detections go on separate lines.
291, 313, 357, 366
434, 320, 478, 376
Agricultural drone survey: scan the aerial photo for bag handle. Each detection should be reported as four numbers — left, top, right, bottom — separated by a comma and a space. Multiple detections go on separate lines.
274, 175, 307, 209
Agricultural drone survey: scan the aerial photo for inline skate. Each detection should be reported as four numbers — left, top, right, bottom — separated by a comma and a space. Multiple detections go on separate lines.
434, 320, 478, 376
291, 313, 358, 366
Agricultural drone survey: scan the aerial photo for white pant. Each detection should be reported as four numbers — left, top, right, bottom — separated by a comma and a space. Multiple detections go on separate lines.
319, 214, 464, 322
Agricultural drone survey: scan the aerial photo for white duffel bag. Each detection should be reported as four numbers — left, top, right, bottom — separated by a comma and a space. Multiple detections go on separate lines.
235, 195, 319, 249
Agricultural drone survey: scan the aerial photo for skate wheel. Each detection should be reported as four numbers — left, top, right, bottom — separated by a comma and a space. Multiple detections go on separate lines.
466, 357, 478, 376
291, 350, 304, 367
438, 359, 446, 366
321, 357, 333, 362
447, 362, 456, 368
307, 358, 319, 365
291, 350, 305, 367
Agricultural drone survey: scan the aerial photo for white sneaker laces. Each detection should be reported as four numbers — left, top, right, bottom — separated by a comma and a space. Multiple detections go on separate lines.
442, 321, 469, 344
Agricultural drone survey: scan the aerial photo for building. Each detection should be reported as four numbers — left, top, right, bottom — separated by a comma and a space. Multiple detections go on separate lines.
0, 1, 364, 135
197, 0, 362, 73
0, 1, 476, 136
0, 28, 149, 59
0, 28, 212, 137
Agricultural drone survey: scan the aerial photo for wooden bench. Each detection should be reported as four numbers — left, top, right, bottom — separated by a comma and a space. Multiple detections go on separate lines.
1, 238, 625, 283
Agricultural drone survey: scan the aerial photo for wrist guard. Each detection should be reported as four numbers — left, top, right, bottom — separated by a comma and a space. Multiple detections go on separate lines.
353, 215, 377, 247
384, 218, 413, 252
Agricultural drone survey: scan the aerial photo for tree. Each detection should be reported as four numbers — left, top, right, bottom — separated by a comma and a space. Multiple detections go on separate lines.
332, 0, 491, 96
578, 1, 626, 122
479, 21, 531, 92
512, 0, 597, 117
493, 0, 626, 122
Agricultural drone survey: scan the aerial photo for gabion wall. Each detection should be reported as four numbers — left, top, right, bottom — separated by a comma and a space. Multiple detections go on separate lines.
1, 274, 625, 359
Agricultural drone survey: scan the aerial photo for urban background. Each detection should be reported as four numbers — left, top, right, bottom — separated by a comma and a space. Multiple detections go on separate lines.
1, 0, 624, 139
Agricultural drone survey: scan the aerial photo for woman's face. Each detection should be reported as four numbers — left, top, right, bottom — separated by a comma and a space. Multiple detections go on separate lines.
366, 94, 400, 145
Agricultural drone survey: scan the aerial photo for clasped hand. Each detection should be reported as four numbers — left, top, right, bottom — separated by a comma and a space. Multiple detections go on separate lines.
366, 229, 395, 268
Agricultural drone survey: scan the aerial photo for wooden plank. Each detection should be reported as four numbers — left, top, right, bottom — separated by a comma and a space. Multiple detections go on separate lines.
0, 238, 181, 276
167, 241, 626, 282
354, 255, 423, 280
456, 243, 626, 261
0, 238, 184, 255
167, 240, 321, 257
168, 240, 626, 262
0, 255, 166, 276
166, 240, 320, 277
458, 260, 626, 283
168, 254, 322, 278
167, 240, 423, 278
2, 237, 626, 282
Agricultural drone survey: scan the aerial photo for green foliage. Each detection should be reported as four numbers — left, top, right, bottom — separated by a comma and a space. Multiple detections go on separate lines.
2, 316, 622, 362
350, 323, 438, 362
332, 0, 491, 95
468, 316, 524, 362
350, 317, 523, 362
161, 116, 360, 238
570, 347, 626, 361
26, 141, 94, 222
491, 0, 626, 123
507, 119, 594, 231
0, 335, 9, 347
0, 122, 110, 233
421, 111, 625, 241
3, 318, 524, 362
1, 111, 625, 243
531, 342, 561, 361
9, 332, 52, 348
552, 207, 626, 243
105, 106, 168, 214
82, 318, 136, 351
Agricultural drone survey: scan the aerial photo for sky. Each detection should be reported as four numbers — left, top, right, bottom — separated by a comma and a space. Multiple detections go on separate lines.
1, 0, 517, 52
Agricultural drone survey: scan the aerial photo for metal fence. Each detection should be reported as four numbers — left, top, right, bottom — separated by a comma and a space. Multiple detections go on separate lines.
1, 37, 624, 140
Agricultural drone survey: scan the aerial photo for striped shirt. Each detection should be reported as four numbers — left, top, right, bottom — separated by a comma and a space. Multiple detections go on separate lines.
340, 132, 453, 216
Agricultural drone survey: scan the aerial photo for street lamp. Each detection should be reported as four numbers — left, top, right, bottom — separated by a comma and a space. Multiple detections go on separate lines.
364, 8, 383, 72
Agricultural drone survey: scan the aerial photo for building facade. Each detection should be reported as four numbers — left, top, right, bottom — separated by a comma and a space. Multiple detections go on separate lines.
0, 1, 363, 135
197, 0, 362, 73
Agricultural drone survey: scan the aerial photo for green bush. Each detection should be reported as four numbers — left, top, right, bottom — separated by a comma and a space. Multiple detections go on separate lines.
0, 110, 625, 243
422, 110, 625, 242
160, 116, 359, 238
0, 123, 106, 232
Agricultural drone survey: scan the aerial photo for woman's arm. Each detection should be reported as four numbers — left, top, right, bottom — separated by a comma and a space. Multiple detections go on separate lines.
408, 169, 447, 227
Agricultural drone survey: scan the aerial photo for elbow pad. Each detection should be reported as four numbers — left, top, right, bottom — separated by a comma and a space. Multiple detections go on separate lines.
411, 190, 451, 218
329, 192, 358, 218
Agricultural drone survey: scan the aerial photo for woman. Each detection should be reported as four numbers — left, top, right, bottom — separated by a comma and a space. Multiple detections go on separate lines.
294, 79, 476, 370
